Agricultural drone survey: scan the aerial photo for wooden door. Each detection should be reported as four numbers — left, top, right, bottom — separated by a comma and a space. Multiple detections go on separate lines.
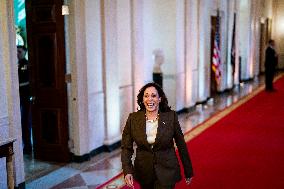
25, 0, 70, 162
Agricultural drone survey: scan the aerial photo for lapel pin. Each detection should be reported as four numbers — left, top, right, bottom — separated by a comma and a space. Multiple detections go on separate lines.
163, 121, 165, 125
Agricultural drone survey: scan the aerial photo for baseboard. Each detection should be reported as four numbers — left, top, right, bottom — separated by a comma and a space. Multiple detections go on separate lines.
71, 141, 121, 163
71, 152, 91, 163
104, 140, 121, 152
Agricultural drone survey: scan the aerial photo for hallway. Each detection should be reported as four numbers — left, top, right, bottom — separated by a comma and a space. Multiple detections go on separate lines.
24, 74, 277, 189
2, 1, 284, 187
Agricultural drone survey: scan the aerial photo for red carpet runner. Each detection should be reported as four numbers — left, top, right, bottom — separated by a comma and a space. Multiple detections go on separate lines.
98, 75, 284, 189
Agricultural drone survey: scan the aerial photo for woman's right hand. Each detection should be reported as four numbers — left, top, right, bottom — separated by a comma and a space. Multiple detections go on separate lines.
124, 174, 134, 188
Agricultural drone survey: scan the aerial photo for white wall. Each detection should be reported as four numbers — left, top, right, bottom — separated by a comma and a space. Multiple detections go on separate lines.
143, 0, 178, 109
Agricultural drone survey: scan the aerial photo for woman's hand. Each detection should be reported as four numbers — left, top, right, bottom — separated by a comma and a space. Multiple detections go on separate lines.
185, 177, 193, 185
124, 174, 134, 188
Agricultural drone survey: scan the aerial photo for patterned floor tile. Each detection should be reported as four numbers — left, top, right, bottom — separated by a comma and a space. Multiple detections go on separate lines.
51, 174, 86, 189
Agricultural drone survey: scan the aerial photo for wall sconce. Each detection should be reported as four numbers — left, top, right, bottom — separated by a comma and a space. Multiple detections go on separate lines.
260, 17, 266, 24
62, 5, 69, 15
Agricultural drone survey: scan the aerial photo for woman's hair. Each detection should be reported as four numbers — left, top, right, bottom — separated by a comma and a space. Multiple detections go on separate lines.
137, 82, 171, 112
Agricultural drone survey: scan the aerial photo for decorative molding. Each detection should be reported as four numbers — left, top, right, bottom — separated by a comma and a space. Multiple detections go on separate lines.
71, 141, 121, 163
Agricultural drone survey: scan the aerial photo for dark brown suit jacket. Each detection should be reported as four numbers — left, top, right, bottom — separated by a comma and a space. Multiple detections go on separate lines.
121, 110, 193, 186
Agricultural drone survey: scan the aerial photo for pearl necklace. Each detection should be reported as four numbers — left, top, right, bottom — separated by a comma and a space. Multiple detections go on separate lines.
145, 114, 159, 123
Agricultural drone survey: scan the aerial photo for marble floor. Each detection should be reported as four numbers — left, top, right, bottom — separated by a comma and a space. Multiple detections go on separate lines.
25, 74, 269, 189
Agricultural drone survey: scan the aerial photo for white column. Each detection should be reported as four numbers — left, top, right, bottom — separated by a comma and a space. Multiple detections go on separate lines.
117, 0, 133, 129
0, 0, 25, 186
175, 0, 186, 111
226, 0, 236, 88
197, 0, 211, 101
234, 0, 241, 85
101, 0, 121, 145
218, 0, 229, 91
253, 0, 261, 76
239, 0, 252, 80
185, 0, 199, 107
67, 0, 89, 155
249, 0, 260, 78
85, 0, 105, 151
131, 0, 145, 111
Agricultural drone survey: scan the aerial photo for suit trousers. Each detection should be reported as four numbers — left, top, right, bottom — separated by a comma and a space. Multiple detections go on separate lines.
265, 69, 275, 90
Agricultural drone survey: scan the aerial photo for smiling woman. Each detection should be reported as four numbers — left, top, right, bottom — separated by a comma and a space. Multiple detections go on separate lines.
121, 82, 194, 189
143, 86, 161, 116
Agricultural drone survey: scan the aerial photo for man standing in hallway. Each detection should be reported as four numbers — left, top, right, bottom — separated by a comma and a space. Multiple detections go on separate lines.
265, 39, 278, 91
17, 45, 32, 154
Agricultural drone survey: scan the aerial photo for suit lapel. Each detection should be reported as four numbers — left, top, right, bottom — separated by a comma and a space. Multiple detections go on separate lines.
135, 111, 170, 150
134, 111, 150, 148
153, 112, 168, 148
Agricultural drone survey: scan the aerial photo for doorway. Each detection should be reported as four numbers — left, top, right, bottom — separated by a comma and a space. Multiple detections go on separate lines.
14, 0, 70, 181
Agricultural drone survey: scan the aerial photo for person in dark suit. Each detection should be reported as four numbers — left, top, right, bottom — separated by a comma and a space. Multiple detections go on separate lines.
265, 39, 278, 91
121, 83, 193, 189
17, 45, 32, 154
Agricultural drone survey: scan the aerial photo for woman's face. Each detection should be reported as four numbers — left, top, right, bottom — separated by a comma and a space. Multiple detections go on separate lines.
143, 86, 161, 113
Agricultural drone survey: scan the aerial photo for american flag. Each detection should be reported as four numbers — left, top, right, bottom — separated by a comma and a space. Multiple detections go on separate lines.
212, 11, 221, 85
